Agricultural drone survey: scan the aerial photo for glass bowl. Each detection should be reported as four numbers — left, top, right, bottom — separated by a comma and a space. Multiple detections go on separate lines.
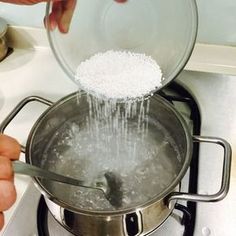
46, 0, 198, 92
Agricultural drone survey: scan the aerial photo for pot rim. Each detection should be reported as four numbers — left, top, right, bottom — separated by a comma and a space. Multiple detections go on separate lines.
26, 92, 193, 216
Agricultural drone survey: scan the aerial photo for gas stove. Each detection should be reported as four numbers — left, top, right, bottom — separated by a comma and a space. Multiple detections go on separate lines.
2, 82, 201, 236
0, 27, 236, 236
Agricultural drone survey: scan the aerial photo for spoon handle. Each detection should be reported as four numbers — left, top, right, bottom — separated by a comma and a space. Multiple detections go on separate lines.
12, 160, 85, 187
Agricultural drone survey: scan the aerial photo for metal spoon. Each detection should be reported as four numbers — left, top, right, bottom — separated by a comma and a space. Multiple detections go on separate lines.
12, 161, 123, 208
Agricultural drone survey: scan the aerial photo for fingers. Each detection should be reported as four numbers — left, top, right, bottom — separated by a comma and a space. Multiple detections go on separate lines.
58, 0, 76, 33
0, 135, 19, 230
0, 156, 13, 180
0, 135, 21, 161
0, 181, 16, 212
46, 0, 126, 34
48, 0, 62, 31
0, 0, 47, 4
0, 212, 4, 231
46, 0, 76, 34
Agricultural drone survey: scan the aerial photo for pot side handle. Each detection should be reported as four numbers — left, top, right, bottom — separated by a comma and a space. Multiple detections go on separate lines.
168, 136, 232, 204
123, 211, 143, 236
0, 96, 53, 153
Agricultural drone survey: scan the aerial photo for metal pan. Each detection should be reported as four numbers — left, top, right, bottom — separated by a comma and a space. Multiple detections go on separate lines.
0, 93, 231, 235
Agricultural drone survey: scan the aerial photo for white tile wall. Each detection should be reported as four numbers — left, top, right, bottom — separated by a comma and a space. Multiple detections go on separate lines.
197, 0, 236, 46
0, 0, 236, 46
0, 2, 45, 28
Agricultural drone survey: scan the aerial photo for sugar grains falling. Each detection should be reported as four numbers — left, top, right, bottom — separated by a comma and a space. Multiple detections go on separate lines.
43, 50, 180, 211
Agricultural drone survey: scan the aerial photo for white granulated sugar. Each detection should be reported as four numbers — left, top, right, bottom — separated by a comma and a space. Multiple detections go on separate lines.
75, 50, 163, 100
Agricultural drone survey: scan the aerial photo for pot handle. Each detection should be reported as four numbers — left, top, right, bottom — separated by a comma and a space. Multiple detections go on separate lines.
0, 96, 53, 153
123, 211, 143, 236
168, 135, 231, 204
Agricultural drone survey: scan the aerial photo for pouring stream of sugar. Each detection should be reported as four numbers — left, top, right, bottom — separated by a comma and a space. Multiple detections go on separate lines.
69, 50, 164, 209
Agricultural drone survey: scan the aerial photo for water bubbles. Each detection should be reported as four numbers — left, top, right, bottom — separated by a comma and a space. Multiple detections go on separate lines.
40, 95, 181, 211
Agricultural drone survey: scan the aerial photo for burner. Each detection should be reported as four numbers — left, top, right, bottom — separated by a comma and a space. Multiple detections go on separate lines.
36, 82, 201, 236
159, 82, 201, 236
37, 197, 73, 236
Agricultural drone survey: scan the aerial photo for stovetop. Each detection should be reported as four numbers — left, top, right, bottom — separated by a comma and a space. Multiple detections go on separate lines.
3, 81, 202, 236
33, 84, 196, 236
0, 36, 236, 235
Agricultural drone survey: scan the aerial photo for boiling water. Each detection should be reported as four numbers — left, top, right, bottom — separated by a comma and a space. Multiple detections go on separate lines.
41, 96, 182, 211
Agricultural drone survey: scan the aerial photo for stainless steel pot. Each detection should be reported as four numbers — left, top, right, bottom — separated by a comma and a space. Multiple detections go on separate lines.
0, 17, 8, 61
0, 94, 231, 236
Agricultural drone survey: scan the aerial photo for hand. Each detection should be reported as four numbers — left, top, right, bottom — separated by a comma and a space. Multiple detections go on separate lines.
0, 135, 21, 231
1, 0, 128, 33
1, 0, 76, 34
45, 0, 76, 34
44, 0, 127, 33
